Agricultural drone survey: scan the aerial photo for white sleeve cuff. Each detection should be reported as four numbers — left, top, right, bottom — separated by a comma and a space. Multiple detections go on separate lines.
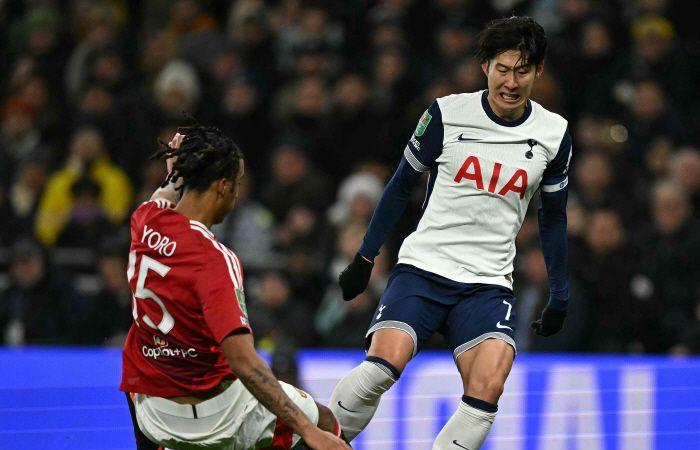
541, 177, 568, 193
403, 147, 430, 172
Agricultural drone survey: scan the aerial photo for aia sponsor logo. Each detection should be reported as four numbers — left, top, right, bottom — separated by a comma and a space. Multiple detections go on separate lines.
454, 156, 528, 199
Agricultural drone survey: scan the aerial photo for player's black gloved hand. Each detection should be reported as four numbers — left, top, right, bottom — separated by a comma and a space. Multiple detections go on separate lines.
338, 253, 374, 301
531, 307, 566, 337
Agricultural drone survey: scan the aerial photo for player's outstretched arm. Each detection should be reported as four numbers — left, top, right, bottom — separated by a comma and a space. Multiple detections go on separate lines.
532, 188, 569, 336
221, 333, 351, 450
150, 133, 184, 205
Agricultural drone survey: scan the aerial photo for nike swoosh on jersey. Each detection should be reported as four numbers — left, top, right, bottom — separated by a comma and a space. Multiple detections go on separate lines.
337, 401, 358, 413
457, 134, 479, 141
496, 321, 513, 331
452, 440, 473, 450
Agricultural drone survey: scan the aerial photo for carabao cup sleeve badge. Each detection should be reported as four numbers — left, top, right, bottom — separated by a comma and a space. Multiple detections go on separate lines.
414, 110, 432, 137
235, 288, 248, 317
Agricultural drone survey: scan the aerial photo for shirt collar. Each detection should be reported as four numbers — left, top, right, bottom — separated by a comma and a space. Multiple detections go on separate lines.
481, 90, 532, 127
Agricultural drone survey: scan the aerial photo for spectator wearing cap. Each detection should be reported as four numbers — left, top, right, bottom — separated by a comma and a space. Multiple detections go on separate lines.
626, 15, 700, 112
327, 171, 384, 229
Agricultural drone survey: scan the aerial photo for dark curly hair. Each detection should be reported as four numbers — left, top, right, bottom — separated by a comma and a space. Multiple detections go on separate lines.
152, 122, 244, 193
475, 16, 547, 68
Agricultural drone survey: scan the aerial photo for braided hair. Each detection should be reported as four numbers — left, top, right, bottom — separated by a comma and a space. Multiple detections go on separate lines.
152, 123, 243, 193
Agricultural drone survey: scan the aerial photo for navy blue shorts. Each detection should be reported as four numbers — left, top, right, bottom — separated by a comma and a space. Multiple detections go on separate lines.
365, 264, 517, 359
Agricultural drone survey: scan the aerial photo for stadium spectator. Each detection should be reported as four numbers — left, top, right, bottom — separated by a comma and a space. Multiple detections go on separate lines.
328, 171, 384, 229
570, 210, 639, 352
627, 15, 699, 112
214, 172, 277, 273
79, 242, 132, 346
0, 98, 47, 182
248, 270, 314, 350
633, 180, 700, 352
0, 238, 82, 345
216, 75, 270, 177
273, 76, 331, 163
320, 73, 381, 177
515, 242, 591, 352
261, 142, 332, 221
669, 147, 700, 212
55, 176, 117, 249
34, 127, 132, 246
624, 79, 687, 161
1, 160, 46, 242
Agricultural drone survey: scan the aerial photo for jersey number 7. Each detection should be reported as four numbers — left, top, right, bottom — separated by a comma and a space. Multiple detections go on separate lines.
127, 252, 175, 334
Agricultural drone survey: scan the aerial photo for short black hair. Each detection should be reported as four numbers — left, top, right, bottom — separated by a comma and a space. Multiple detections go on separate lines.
152, 121, 244, 193
475, 16, 547, 67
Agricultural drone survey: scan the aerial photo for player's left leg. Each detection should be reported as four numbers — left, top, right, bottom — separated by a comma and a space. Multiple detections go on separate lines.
432, 339, 514, 450
432, 285, 517, 450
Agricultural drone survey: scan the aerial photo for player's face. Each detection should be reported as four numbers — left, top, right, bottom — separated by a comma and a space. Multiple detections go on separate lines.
482, 50, 542, 120
214, 160, 245, 224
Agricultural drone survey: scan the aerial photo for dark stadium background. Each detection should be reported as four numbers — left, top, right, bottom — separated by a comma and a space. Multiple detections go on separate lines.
0, 1, 699, 449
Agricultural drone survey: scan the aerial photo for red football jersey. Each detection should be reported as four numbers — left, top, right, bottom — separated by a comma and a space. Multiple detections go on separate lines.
120, 200, 251, 397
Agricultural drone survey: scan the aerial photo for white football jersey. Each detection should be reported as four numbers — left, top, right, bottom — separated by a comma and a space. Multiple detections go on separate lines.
398, 90, 572, 289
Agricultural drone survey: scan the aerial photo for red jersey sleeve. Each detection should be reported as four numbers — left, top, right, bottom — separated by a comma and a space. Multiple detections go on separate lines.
197, 242, 251, 343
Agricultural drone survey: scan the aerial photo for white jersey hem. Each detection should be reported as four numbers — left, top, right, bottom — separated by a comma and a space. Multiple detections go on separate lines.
397, 257, 514, 290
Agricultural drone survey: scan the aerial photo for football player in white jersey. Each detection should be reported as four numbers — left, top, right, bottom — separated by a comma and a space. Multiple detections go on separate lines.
330, 16, 572, 449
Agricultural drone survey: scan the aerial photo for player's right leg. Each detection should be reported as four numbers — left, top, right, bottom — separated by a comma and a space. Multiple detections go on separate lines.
432, 284, 517, 450
330, 265, 450, 441
329, 328, 412, 441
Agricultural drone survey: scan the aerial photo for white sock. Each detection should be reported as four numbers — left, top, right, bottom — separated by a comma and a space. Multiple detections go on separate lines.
329, 360, 398, 441
432, 400, 497, 450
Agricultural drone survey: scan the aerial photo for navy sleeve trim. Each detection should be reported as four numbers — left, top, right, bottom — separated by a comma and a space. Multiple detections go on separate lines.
538, 188, 569, 311
359, 157, 424, 259
542, 128, 573, 189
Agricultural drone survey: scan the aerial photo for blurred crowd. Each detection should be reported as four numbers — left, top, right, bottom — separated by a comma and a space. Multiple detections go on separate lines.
0, 0, 699, 357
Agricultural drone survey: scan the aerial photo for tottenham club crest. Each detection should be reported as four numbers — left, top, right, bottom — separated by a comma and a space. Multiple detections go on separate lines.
525, 139, 537, 159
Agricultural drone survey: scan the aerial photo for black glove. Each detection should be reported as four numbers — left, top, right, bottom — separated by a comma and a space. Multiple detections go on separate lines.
338, 253, 374, 301
531, 307, 566, 337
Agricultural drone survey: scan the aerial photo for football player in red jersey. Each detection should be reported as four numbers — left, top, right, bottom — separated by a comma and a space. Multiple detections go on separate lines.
120, 126, 350, 450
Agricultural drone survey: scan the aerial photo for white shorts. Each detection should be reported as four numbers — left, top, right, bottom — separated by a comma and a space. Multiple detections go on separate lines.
132, 379, 319, 450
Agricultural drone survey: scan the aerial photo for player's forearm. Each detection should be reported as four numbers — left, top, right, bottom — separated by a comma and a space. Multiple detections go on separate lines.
538, 189, 569, 310
359, 157, 422, 259
235, 353, 315, 436
222, 334, 314, 437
